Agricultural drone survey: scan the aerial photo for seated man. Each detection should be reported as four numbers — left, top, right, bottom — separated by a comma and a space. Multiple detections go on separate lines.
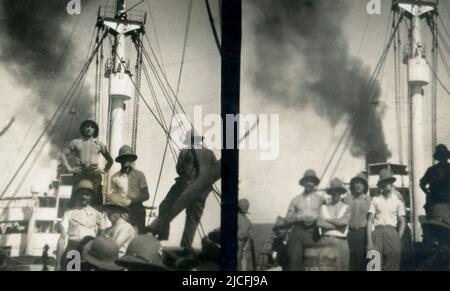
317, 178, 350, 271
101, 203, 136, 257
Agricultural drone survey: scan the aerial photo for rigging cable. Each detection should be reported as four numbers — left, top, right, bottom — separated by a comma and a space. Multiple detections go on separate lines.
153, 0, 194, 210
205, 0, 222, 55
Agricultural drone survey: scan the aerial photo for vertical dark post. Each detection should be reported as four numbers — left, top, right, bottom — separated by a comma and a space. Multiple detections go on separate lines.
221, 0, 241, 271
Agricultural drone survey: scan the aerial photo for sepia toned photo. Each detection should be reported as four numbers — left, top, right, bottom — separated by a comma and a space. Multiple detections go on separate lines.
239, 0, 450, 272
0, 0, 222, 271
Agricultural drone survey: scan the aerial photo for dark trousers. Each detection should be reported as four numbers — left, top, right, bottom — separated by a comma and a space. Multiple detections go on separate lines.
60, 240, 80, 271
158, 178, 209, 249
372, 226, 402, 271
348, 228, 367, 271
286, 226, 316, 271
129, 203, 146, 234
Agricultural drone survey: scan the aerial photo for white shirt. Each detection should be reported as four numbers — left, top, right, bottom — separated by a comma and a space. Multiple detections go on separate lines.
60, 206, 108, 242
368, 193, 406, 227
319, 202, 350, 237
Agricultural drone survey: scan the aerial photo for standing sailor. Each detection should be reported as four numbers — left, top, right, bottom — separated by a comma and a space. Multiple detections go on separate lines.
150, 129, 218, 253
108, 145, 150, 234
420, 144, 450, 217
60, 120, 114, 206
285, 169, 325, 271
317, 178, 350, 271
343, 172, 371, 271
367, 169, 406, 271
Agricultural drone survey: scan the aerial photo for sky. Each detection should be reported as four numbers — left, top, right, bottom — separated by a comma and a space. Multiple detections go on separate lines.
0, 0, 221, 248
240, 0, 450, 223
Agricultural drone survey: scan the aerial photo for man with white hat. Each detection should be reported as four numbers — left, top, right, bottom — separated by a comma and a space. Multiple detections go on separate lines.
367, 169, 406, 271
285, 169, 325, 271
60, 119, 114, 206
238, 199, 252, 271
108, 145, 150, 234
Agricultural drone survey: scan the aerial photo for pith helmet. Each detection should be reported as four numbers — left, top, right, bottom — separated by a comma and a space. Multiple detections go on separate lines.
115, 145, 138, 163
299, 169, 320, 186
80, 120, 99, 138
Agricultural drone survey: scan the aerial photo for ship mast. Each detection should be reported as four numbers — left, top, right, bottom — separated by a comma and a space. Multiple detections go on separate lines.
396, 0, 436, 242
97, 0, 145, 188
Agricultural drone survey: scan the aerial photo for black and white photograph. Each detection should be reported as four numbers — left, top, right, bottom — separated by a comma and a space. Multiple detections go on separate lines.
0, 0, 222, 271
239, 0, 450, 272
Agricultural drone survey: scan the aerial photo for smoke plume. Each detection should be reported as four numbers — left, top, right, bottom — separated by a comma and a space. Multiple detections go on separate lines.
250, 0, 391, 163
0, 0, 94, 158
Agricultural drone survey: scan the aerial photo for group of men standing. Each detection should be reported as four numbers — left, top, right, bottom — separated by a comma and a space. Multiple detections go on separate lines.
284, 168, 405, 271
55, 119, 217, 270
282, 143, 450, 271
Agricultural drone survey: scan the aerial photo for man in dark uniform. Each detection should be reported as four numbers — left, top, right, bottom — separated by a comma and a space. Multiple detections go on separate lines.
420, 144, 450, 217
149, 129, 218, 253
60, 120, 114, 206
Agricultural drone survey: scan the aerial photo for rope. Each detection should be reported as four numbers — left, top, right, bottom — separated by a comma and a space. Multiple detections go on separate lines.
132, 34, 144, 152
205, 0, 222, 55
431, 15, 438, 159
394, 11, 404, 166
152, 0, 193, 209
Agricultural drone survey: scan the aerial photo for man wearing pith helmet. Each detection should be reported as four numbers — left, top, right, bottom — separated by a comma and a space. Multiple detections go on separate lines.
367, 168, 406, 271
343, 172, 371, 271
285, 169, 325, 271
108, 145, 150, 234
56, 180, 108, 271
60, 119, 114, 206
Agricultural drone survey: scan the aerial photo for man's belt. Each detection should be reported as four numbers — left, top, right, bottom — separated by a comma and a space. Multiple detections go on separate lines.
349, 227, 366, 231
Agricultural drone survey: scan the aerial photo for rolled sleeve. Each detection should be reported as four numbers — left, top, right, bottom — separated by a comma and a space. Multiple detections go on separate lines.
368, 199, 376, 214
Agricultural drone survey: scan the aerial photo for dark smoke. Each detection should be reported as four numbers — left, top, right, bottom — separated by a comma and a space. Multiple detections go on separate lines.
250, 0, 391, 163
0, 0, 94, 158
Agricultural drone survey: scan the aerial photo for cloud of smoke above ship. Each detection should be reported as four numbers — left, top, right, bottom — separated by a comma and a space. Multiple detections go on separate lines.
0, 0, 94, 159
249, 0, 391, 163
